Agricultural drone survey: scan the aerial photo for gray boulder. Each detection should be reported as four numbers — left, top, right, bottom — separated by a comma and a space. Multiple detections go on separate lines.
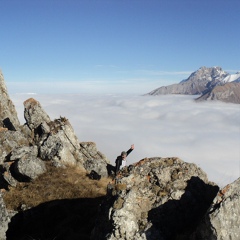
191, 177, 240, 240
0, 129, 29, 165
91, 157, 219, 240
84, 158, 108, 178
11, 146, 46, 180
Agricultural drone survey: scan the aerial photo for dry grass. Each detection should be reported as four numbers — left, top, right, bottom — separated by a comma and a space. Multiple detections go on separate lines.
3, 163, 111, 210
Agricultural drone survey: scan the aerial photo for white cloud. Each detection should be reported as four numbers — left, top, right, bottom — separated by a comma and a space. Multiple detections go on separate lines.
11, 93, 240, 187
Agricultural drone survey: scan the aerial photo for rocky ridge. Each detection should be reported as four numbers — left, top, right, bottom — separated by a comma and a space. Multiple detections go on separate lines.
196, 82, 240, 103
91, 157, 219, 240
1, 70, 240, 239
147, 66, 240, 104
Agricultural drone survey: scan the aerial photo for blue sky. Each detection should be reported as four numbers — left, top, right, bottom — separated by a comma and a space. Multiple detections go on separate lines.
1, 0, 240, 94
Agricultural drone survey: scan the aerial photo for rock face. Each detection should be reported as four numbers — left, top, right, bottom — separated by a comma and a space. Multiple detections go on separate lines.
0, 193, 10, 240
91, 157, 219, 240
0, 71, 20, 130
196, 82, 240, 104
191, 177, 240, 240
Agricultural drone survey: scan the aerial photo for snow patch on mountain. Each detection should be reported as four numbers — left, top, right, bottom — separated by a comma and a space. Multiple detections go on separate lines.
222, 72, 240, 83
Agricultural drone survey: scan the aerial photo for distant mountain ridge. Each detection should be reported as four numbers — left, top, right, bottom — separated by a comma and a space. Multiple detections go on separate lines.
196, 82, 240, 103
147, 66, 240, 104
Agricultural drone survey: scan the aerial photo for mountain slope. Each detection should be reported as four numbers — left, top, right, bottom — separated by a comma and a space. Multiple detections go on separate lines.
196, 82, 240, 104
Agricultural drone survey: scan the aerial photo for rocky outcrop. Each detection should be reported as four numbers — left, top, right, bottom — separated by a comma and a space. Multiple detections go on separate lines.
191, 177, 240, 240
0, 98, 109, 182
0, 71, 20, 130
0, 73, 108, 179
196, 82, 240, 104
148, 67, 228, 95
91, 157, 219, 240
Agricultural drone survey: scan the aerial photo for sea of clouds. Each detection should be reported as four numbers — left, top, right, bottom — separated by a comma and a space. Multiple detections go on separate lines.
10, 93, 240, 187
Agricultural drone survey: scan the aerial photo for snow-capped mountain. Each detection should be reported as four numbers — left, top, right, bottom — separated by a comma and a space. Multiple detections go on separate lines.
148, 67, 240, 103
147, 66, 231, 96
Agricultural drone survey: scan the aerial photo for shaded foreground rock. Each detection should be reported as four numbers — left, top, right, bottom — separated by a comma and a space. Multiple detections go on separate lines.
191, 177, 240, 240
91, 157, 219, 240
0, 193, 10, 240
6, 197, 105, 240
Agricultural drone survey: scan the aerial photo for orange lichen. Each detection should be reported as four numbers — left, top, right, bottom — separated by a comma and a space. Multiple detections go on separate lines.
0, 127, 8, 132
23, 98, 39, 108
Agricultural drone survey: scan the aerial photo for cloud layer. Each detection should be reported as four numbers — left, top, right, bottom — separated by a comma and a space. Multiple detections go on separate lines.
11, 93, 240, 187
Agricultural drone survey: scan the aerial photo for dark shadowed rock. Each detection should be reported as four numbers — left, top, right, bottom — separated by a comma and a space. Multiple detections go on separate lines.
6, 197, 105, 240
0, 71, 20, 130
190, 177, 240, 240
91, 157, 219, 240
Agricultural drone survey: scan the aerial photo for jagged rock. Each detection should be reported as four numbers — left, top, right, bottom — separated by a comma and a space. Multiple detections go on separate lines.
0, 71, 20, 130
2, 167, 18, 187
80, 142, 108, 163
91, 157, 219, 240
39, 134, 63, 160
84, 158, 108, 178
191, 177, 240, 240
11, 146, 46, 180
0, 192, 10, 240
10, 146, 38, 161
22, 98, 108, 168
39, 118, 83, 167
24, 98, 51, 130
0, 130, 29, 165
196, 82, 240, 104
